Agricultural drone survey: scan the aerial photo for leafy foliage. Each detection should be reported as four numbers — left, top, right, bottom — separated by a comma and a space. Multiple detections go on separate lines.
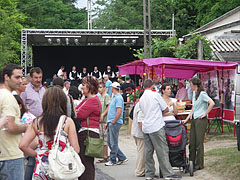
133, 34, 213, 60
0, 0, 25, 68
195, 0, 240, 26
17, 0, 88, 29
0, 0, 239, 67
0, 0, 88, 68
93, 0, 240, 37
175, 34, 213, 60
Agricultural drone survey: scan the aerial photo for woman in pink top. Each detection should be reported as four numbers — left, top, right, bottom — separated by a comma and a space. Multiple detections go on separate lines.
76, 76, 101, 180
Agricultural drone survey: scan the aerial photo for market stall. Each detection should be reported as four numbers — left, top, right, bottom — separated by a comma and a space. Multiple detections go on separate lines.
118, 57, 239, 133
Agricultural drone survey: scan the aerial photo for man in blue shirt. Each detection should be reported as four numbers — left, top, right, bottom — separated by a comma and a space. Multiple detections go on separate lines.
105, 82, 128, 166
104, 75, 112, 97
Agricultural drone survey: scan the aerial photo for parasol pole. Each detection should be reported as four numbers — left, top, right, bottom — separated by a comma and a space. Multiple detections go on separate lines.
151, 66, 153, 80
161, 65, 164, 84
222, 67, 224, 134
134, 65, 137, 103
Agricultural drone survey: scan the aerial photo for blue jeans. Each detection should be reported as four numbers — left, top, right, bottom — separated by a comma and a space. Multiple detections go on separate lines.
0, 158, 24, 180
24, 156, 35, 180
107, 123, 127, 164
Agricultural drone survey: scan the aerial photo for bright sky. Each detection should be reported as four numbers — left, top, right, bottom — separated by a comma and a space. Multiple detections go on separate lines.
75, 0, 87, 8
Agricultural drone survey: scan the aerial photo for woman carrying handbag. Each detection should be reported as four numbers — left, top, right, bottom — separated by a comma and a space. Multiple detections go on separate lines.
19, 86, 80, 180
76, 76, 102, 180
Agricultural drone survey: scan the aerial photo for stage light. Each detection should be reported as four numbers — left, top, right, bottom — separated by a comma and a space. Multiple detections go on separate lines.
56, 38, 61, 44
114, 39, 118, 44
132, 39, 136, 44
74, 39, 79, 44
48, 38, 52, 44
66, 38, 69, 45
123, 39, 127, 44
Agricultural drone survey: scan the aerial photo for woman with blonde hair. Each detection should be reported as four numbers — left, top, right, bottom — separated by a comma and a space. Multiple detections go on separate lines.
19, 86, 80, 179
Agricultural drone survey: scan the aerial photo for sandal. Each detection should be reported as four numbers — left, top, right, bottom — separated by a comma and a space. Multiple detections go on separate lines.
96, 158, 108, 163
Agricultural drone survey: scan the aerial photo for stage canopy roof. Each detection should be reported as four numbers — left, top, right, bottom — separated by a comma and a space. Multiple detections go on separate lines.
118, 57, 238, 79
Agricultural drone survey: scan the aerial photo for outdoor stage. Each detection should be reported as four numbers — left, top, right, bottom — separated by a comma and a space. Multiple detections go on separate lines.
33, 45, 139, 80
21, 29, 175, 78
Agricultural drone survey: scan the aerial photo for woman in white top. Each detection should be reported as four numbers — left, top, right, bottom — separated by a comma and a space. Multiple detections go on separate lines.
161, 83, 177, 121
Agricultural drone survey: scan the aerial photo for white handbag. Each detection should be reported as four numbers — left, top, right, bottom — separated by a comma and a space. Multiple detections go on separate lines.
48, 115, 85, 180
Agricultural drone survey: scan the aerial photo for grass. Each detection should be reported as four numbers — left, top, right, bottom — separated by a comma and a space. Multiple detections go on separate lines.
205, 147, 240, 180
207, 122, 237, 141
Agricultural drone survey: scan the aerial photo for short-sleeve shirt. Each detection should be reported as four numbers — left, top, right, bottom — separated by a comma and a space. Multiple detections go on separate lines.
107, 93, 124, 124
105, 80, 112, 97
120, 82, 135, 91
20, 83, 45, 117
139, 90, 167, 134
99, 93, 111, 123
131, 102, 144, 139
0, 89, 24, 161
192, 91, 211, 119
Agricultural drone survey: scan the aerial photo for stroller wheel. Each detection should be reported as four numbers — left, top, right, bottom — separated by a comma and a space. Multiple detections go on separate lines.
184, 157, 189, 173
189, 161, 194, 177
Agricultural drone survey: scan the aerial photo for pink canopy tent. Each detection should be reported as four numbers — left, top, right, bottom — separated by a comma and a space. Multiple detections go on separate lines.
118, 57, 238, 79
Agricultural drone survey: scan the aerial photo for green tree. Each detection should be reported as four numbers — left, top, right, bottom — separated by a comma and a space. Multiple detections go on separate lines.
133, 34, 213, 60
17, 0, 88, 29
93, 0, 143, 29
93, 0, 199, 37
196, 0, 240, 26
0, 0, 25, 68
175, 34, 213, 60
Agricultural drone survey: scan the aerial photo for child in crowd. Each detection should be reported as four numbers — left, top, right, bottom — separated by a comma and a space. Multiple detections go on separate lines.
97, 82, 111, 163
131, 91, 145, 177
13, 95, 36, 125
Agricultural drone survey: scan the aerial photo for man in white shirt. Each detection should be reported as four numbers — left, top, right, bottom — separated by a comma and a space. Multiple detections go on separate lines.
103, 66, 115, 82
91, 66, 102, 80
139, 79, 181, 180
69, 66, 80, 87
57, 66, 65, 79
63, 81, 70, 95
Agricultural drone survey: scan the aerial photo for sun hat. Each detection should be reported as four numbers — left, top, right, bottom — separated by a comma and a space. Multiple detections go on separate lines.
111, 82, 121, 89
178, 80, 186, 86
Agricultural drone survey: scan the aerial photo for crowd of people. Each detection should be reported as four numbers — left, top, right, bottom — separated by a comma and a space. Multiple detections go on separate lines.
0, 63, 215, 180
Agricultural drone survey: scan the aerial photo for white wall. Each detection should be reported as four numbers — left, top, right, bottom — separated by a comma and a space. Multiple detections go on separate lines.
204, 12, 240, 32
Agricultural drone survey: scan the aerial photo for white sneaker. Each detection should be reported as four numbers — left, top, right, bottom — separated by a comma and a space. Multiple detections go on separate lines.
105, 161, 116, 166
116, 158, 128, 165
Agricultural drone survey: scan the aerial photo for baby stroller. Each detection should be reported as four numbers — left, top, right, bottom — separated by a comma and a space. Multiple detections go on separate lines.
161, 120, 194, 177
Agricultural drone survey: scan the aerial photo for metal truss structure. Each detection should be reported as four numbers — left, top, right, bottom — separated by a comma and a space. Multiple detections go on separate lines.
21, 29, 175, 75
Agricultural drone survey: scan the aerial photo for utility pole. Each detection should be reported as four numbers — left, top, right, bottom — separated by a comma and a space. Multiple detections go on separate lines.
87, 0, 92, 30
172, 13, 174, 37
143, 0, 152, 59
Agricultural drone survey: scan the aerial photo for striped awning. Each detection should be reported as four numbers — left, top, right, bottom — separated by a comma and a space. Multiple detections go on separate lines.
210, 39, 240, 52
